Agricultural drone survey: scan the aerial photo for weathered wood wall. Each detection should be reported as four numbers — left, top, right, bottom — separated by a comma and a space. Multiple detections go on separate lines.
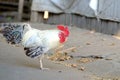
0, 0, 31, 22
31, 12, 120, 35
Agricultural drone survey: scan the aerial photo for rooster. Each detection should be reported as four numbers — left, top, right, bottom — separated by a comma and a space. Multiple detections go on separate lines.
0, 23, 69, 70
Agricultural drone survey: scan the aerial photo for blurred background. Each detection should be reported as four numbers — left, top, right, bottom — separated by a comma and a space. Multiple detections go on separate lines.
0, 0, 120, 36
0, 0, 32, 22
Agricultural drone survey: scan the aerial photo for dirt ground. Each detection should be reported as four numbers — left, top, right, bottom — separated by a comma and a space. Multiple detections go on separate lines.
0, 23, 120, 80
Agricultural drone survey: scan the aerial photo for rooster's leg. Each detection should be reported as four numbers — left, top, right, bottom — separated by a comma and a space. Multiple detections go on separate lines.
39, 54, 49, 70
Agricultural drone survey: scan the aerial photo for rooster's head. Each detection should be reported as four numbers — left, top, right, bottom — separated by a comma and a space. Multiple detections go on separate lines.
57, 25, 70, 43
57, 25, 69, 37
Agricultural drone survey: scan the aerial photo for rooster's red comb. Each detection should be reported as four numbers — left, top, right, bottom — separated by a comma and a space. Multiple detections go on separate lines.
57, 25, 65, 30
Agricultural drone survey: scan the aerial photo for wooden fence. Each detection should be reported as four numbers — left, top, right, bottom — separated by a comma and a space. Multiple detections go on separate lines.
0, 0, 31, 22
31, 12, 120, 35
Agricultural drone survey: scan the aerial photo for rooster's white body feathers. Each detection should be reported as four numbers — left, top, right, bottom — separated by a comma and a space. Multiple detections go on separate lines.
22, 29, 61, 50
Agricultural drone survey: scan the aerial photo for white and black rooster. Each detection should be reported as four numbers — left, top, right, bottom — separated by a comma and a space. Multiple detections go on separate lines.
0, 23, 70, 70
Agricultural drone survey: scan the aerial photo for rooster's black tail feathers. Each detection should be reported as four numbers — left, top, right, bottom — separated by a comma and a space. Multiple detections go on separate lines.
0, 23, 25, 44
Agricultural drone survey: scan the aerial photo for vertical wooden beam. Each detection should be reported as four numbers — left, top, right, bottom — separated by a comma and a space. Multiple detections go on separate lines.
18, 0, 24, 21
30, 11, 39, 22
